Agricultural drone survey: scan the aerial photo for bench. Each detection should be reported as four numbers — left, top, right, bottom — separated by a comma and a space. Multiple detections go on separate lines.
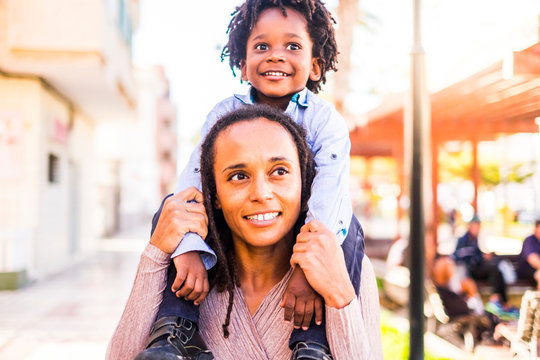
424, 280, 491, 353
494, 290, 540, 358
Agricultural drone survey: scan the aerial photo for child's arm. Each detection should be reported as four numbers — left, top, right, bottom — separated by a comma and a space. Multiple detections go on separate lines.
305, 104, 353, 243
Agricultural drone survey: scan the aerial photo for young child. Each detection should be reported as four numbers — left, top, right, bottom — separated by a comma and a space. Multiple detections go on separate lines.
135, 1, 365, 359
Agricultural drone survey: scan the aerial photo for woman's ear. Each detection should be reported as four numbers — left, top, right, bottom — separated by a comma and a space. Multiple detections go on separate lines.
309, 58, 322, 82
214, 196, 222, 209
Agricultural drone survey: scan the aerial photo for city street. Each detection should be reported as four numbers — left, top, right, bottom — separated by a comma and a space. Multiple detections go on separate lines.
0, 228, 148, 359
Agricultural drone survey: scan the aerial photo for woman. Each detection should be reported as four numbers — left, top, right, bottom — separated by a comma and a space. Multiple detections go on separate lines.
107, 105, 382, 360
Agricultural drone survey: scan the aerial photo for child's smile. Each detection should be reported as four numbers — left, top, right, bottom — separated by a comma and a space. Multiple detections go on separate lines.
241, 7, 321, 108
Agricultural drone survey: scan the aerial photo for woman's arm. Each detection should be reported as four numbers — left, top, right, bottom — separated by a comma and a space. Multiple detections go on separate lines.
326, 256, 383, 360
290, 221, 382, 360
107, 187, 209, 359
106, 244, 170, 360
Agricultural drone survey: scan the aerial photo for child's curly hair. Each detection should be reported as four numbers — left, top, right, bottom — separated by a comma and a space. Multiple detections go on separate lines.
221, 0, 339, 94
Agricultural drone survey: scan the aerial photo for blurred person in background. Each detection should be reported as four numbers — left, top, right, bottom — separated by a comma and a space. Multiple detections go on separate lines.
517, 219, 540, 290
453, 215, 518, 319
432, 256, 497, 342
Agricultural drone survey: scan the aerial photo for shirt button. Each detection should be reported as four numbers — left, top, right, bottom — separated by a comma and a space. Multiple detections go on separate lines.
331, 154, 337, 160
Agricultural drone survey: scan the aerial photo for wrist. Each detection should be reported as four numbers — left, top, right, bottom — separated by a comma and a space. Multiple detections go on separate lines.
324, 282, 355, 309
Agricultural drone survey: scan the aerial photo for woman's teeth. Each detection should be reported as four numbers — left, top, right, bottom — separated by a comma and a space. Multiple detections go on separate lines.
246, 212, 279, 221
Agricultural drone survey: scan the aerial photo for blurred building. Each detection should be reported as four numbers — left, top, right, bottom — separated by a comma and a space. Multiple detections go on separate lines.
94, 65, 177, 235
0, 0, 139, 288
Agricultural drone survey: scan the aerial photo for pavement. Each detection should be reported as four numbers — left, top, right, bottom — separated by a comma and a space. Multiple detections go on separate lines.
0, 224, 519, 360
0, 226, 148, 360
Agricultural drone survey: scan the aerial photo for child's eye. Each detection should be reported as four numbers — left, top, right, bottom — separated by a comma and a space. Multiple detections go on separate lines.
272, 167, 289, 176
229, 173, 248, 181
286, 43, 301, 51
254, 43, 268, 51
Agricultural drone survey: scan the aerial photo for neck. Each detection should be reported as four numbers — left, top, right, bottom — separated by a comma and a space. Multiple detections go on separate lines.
233, 231, 294, 298
252, 90, 294, 111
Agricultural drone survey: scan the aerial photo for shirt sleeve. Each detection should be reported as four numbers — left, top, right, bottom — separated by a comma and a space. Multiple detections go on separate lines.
326, 256, 383, 360
106, 244, 170, 360
305, 105, 352, 243
170, 107, 225, 269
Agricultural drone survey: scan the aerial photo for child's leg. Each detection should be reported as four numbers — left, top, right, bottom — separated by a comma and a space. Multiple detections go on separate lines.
155, 262, 200, 322
151, 194, 200, 323
288, 214, 365, 349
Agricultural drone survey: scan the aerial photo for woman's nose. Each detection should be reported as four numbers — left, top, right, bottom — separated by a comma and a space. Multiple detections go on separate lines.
249, 176, 273, 202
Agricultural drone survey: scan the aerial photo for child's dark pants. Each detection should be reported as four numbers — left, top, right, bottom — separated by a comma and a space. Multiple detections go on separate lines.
152, 194, 365, 349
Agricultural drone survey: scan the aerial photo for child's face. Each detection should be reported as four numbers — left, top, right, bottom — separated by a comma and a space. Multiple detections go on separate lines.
241, 7, 321, 105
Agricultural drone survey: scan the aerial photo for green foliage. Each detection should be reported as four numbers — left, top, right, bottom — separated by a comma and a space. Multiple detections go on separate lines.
381, 315, 453, 360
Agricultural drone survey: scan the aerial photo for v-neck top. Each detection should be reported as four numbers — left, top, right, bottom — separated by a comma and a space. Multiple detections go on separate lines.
106, 244, 383, 360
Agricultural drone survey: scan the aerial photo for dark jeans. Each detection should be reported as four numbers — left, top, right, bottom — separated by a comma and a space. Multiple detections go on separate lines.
152, 195, 365, 348
468, 257, 507, 304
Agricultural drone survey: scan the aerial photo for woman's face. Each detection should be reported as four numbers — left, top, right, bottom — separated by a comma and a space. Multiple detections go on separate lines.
213, 118, 302, 249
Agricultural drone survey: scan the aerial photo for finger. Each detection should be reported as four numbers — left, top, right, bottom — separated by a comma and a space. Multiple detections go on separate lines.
290, 253, 301, 268
194, 278, 210, 306
185, 278, 203, 301
302, 301, 314, 330
185, 204, 209, 227
293, 301, 306, 329
185, 202, 208, 219
296, 230, 318, 244
172, 266, 188, 292
300, 220, 321, 233
292, 242, 309, 254
176, 273, 196, 298
314, 297, 324, 326
282, 293, 296, 322
181, 186, 204, 204
173, 217, 208, 240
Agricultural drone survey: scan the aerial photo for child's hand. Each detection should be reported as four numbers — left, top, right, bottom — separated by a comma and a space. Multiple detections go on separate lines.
280, 266, 323, 330
172, 251, 209, 306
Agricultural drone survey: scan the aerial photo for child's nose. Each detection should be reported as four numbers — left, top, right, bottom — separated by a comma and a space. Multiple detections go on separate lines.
267, 49, 285, 62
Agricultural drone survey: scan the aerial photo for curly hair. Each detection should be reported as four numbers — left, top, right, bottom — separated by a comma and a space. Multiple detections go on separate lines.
221, 0, 338, 94
200, 104, 316, 338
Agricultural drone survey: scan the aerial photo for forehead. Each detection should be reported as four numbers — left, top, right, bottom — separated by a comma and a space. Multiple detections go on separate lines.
251, 7, 309, 36
214, 118, 299, 164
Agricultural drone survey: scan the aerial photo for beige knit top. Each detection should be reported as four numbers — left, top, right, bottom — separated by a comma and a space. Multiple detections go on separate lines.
106, 244, 383, 360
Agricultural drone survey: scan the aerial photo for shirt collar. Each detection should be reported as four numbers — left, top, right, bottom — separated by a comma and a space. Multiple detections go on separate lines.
233, 87, 310, 108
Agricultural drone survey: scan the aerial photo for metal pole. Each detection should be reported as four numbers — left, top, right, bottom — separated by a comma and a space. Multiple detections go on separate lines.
409, 0, 426, 358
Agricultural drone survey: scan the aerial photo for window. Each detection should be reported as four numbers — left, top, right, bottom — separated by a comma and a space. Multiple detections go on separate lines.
48, 153, 60, 183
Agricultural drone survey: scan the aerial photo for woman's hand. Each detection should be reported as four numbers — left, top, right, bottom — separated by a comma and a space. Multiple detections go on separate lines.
290, 220, 355, 309
150, 187, 208, 254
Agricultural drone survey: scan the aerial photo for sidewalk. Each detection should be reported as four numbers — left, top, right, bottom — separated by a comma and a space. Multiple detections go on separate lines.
0, 225, 148, 360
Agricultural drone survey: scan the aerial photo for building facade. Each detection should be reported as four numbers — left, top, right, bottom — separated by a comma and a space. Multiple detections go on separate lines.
0, 0, 139, 287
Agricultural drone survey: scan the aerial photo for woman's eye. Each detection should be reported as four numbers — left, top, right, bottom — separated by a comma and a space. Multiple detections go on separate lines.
286, 43, 301, 51
230, 173, 247, 181
272, 168, 289, 176
255, 43, 268, 51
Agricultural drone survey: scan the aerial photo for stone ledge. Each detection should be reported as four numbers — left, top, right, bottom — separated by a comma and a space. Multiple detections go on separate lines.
0, 270, 27, 290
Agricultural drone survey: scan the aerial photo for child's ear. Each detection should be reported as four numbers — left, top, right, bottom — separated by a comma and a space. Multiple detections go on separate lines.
240, 60, 248, 82
309, 58, 322, 82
